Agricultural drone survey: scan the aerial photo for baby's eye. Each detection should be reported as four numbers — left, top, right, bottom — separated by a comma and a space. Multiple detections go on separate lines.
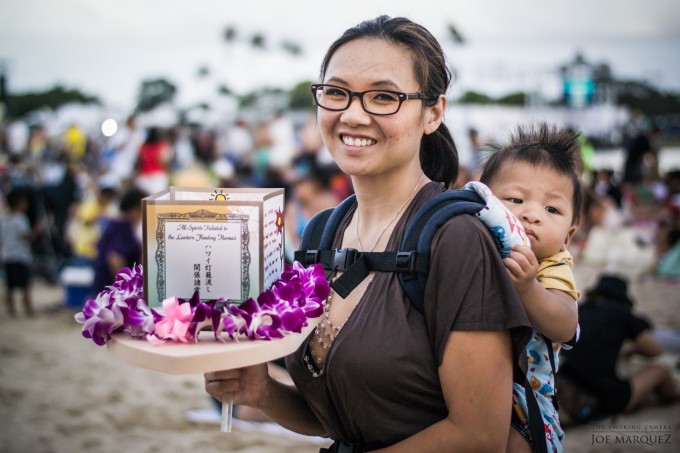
508, 198, 522, 204
546, 206, 559, 214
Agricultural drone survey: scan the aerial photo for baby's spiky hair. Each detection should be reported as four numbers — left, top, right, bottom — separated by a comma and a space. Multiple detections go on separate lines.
480, 122, 584, 225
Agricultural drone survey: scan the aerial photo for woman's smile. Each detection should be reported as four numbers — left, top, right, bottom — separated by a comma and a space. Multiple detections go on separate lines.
341, 134, 377, 148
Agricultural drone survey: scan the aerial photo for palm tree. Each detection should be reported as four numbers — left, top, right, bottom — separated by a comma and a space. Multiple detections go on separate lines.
250, 33, 266, 50
223, 26, 237, 44
218, 25, 305, 108
447, 23, 465, 45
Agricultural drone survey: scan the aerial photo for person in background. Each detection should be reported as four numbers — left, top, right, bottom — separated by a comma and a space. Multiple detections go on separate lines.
467, 127, 485, 180
92, 188, 146, 294
63, 123, 87, 163
558, 274, 680, 422
110, 115, 146, 187
135, 127, 170, 195
1, 189, 42, 316
268, 109, 296, 177
284, 172, 339, 258
70, 186, 118, 263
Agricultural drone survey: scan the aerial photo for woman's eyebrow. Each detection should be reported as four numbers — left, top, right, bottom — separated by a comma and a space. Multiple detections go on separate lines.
325, 77, 401, 90
326, 76, 348, 85
369, 80, 400, 90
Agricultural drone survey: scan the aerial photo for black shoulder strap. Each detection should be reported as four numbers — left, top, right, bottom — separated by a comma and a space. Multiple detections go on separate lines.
399, 189, 485, 315
524, 378, 549, 453
299, 208, 333, 253
319, 194, 357, 250
295, 189, 486, 300
295, 194, 357, 266
543, 335, 559, 411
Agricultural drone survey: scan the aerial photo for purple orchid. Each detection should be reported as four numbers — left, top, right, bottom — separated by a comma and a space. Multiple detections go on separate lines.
189, 296, 227, 341
75, 264, 155, 346
74, 290, 125, 346
76, 261, 330, 346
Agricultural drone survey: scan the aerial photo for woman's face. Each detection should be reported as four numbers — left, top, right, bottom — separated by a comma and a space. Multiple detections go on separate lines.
318, 38, 439, 178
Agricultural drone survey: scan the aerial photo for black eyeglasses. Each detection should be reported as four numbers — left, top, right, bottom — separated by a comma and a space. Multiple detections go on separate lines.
311, 83, 433, 116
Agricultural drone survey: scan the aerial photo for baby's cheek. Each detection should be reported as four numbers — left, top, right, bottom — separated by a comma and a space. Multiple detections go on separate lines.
499, 199, 519, 215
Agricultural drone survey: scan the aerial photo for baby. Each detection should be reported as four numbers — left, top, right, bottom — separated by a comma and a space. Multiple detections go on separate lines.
466, 123, 583, 453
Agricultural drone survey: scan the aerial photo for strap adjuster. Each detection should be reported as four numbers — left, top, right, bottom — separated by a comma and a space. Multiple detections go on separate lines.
332, 248, 358, 271
395, 251, 417, 273
304, 250, 320, 265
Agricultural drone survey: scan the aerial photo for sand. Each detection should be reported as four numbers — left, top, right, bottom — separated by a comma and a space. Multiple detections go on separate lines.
1, 228, 678, 452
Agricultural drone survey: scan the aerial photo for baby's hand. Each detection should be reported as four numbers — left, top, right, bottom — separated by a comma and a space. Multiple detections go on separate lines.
502, 244, 539, 295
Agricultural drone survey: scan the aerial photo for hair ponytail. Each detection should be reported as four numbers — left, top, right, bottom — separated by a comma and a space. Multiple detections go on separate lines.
420, 122, 458, 186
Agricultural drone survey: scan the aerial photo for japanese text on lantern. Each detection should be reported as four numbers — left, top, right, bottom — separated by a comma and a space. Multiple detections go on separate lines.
164, 221, 241, 300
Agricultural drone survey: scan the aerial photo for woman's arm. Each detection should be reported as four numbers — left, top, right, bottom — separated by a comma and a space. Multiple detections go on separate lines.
631, 330, 663, 357
374, 330, 513, 453
205, 363, 326, 436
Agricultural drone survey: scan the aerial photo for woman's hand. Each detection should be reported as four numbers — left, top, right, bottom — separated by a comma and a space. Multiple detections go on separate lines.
206, 363, 328, 436
204, 363, 270, 408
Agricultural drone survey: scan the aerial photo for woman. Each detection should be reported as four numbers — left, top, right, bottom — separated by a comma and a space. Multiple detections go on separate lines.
206, 16, 531, 452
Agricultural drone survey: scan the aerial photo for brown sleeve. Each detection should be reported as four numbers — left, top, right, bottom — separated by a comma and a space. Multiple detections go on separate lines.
423, 215, 531, 369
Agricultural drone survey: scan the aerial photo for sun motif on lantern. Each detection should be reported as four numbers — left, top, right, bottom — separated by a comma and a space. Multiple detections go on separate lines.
210, 190, 229, 201
275, 209, 285, 234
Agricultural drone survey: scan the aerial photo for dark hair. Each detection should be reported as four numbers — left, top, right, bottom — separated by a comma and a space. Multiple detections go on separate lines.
6, 189, 28, 210
319, 15, 458, 186
145, 127, 162, 144
99, 187, 118, 199
120, 188, 147, 213
480, 123, 584, 225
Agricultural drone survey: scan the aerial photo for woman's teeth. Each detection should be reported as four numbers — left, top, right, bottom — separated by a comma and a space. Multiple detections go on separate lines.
342, 136, 376, 147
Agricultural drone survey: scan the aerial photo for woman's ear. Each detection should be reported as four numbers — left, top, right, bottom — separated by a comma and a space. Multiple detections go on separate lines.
424, 95, 446, 135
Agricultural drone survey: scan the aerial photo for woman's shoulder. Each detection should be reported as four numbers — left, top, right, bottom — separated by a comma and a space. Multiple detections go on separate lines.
433, 214, 493, 249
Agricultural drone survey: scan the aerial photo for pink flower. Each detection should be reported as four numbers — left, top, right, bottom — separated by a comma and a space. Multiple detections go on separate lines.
150, 297, 194, 343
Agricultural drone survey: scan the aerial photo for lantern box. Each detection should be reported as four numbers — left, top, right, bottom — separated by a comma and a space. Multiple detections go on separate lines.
142, 187, 285, 308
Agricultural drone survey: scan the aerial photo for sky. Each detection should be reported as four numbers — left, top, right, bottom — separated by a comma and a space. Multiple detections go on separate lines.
1, 0, 679, 112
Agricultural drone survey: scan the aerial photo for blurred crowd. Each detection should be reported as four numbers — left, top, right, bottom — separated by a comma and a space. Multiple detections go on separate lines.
0, 110, 352, 313
1, 109, 680, 312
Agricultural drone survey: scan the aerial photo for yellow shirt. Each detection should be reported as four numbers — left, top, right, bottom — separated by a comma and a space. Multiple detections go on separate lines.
72, 199, 101, 259
536, 249, 581, 300
64, 125, 87, 160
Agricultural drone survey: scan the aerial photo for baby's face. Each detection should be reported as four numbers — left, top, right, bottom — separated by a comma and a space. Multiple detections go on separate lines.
488, 161, 576, 260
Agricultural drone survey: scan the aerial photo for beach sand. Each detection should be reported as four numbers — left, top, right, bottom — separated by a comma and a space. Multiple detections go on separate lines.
1, 230, 678, 452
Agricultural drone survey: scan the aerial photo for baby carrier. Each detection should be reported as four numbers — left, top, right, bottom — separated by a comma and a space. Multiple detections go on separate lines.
294, 187, 555, 453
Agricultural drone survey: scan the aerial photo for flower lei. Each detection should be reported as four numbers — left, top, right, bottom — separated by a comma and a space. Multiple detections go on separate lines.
75, 262, 329, 347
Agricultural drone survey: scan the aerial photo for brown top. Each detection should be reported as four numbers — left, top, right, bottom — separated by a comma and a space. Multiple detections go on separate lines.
286, 182, 531, 450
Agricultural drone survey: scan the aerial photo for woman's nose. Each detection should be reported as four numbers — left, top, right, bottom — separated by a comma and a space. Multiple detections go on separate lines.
340, 97, 371, 126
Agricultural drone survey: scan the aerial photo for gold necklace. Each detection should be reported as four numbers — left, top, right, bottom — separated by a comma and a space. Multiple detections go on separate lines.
309, 287, 340, 372
356, 171, 425, 252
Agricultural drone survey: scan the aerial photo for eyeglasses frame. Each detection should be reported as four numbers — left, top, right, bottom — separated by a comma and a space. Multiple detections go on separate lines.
310, 83, 435, 116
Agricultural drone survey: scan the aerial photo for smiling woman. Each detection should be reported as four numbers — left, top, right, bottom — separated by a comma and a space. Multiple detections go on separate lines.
205, 16, 531, 453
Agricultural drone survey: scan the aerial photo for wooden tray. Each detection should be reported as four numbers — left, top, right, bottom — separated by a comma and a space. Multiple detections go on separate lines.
107, 319, 318, 374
